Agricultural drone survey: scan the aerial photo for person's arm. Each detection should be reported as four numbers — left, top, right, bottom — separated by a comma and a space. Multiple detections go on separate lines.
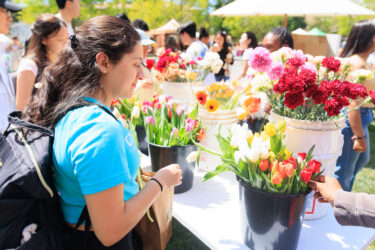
86, 165, 181, 247
237, 60, 249, 80
308, 176, 375, 229
16, 70, 36, 111
334, 190, 375, 228
348, 100, 366, 152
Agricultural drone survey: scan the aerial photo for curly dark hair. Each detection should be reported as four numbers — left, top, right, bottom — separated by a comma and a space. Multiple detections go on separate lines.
23, 15, 140, 127
25, 14, 67, 81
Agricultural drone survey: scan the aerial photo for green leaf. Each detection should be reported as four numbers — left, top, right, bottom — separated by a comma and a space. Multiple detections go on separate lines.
202, 164, 229, 182
190, 103, 198, 120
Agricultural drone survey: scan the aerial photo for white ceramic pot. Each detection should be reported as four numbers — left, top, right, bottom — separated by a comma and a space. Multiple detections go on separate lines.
269, 111, 345, 220
198, 109, 239, 172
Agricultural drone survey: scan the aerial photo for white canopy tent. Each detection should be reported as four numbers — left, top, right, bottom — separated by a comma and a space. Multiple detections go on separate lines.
211, 0, 375, 26
149, 19, 181, 36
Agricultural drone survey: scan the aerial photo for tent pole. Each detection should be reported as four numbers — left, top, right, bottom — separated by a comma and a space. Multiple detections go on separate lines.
283, 14, 287, 28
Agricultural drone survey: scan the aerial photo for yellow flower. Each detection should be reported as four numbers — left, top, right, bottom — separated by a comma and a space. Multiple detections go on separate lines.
247, 134, 254, 145
232, 80, 239, 88
186, 71, 198, 81
236, 107, 248, 120
270, 151, 276, 162
206, 99, 219, 112
277, 120, 286, 133
284, 148, 291, 159
244, 83, 253, 94
264, 122, 277, 137
128, 97, 136, 104
260, 131, 269, 141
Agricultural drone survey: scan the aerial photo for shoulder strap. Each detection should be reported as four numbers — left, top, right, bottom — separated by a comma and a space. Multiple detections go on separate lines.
52, 98, 117, 128
7, 111, 54, 137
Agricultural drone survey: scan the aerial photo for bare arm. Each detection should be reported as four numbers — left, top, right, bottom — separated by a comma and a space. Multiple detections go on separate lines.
16, 70, 35, 111
237, 60, 249, 80
85, 164, 181, 247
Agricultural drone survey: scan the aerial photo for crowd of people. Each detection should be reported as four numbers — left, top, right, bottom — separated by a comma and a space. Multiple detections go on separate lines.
0, 0, 375, 248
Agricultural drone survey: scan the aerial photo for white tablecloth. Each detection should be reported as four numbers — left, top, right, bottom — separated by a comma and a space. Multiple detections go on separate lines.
141, 156, 375, 250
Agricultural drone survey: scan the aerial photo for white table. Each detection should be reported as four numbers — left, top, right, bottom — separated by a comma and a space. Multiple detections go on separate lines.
141, 156, 375, 250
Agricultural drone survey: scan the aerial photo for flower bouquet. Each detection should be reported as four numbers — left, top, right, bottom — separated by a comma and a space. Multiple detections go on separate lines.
196, 51, 223, 84
247, 46, 375, 219
142, 95, 206, 193
192, 121, 321, 250
194, 82, 242, 171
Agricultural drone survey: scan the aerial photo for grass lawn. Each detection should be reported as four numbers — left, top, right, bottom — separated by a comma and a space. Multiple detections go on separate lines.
167, 114, 375, 250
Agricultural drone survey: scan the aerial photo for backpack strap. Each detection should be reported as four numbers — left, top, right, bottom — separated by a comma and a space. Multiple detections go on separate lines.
10, 124, 54, 198
7, 111, 54, 137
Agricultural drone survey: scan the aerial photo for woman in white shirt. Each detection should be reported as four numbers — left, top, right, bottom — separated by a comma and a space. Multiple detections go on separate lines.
236, 32, 258, 80
16, 14, 69, 111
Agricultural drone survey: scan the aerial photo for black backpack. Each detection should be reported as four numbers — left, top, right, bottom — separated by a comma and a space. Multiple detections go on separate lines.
0, 101, 117, 250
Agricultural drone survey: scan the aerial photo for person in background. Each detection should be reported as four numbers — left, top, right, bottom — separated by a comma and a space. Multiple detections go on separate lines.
236, 31, 258, 80
210, 31, 233, 82
308, 175, 375, 229
199, 26, 209, 46
178, 21, 208, 60
165, 36, 178, 51
336, 20, 375, 191
132, 19, 149, 32
116, 13, 130, 23
55, 0, 80, 36
23, 15, 182, 248
7, 36, 23, 72
134, 28, 154, 102
16, 14, 68, 111
0, 0, 23, 132
262, 26, 294, 52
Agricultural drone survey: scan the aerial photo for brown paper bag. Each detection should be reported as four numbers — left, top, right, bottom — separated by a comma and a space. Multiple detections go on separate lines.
135, 171, 174, 250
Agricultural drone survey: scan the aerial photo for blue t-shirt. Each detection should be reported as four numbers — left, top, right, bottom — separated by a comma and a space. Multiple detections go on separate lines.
53, 97, 140, 224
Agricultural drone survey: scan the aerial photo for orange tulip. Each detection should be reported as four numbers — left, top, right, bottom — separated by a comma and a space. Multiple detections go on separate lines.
271, 172, 283, 185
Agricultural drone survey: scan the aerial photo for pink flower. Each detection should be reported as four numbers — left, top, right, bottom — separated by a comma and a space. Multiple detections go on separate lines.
249, 47, 272, 72
145, 116, 155, 126
170, 128, 179, 137
267, 61, 284, 80
300, 62, 317, 74
185, 118, 194, 132
291, 50, 307, 63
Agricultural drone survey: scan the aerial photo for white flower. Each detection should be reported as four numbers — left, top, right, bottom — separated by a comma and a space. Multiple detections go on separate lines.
352, 69, 374, 82
234, 150, 246, 164
112, 108, 122, 120
248, 149, 259, 163
251, 73, 271, 91
156, 47, 165, 57
186, 151, 199, 163
198, 52, 224, 74
181, 53, 193, 64
131, 106, 140, 119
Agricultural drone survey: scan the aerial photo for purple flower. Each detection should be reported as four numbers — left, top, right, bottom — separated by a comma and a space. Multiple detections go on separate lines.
145, 116, 155, 126
248, 47, 272, 72
267, 61, 284, 80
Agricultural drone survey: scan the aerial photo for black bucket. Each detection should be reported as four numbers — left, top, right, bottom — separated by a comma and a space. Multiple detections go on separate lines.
136, 126, 148, 156
238, 177, 309, 250
148, 142, 196, 194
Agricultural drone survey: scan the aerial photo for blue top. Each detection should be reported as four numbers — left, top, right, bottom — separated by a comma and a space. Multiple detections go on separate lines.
53, 97, 140, 224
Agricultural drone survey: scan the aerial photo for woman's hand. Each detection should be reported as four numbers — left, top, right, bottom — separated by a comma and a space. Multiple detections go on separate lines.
137, 78, 153, 90
308, 176, 343, 207
154, 164, 182, 189
353, 138, 367, 152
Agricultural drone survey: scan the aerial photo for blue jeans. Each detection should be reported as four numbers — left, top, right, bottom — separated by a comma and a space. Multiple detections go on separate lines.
335, 108, 373, 191
215, 75, 230, 82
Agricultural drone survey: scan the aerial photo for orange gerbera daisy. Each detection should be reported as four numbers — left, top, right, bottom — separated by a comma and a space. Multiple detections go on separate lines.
196, 91, 208, 105
206, 99, 219, 112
